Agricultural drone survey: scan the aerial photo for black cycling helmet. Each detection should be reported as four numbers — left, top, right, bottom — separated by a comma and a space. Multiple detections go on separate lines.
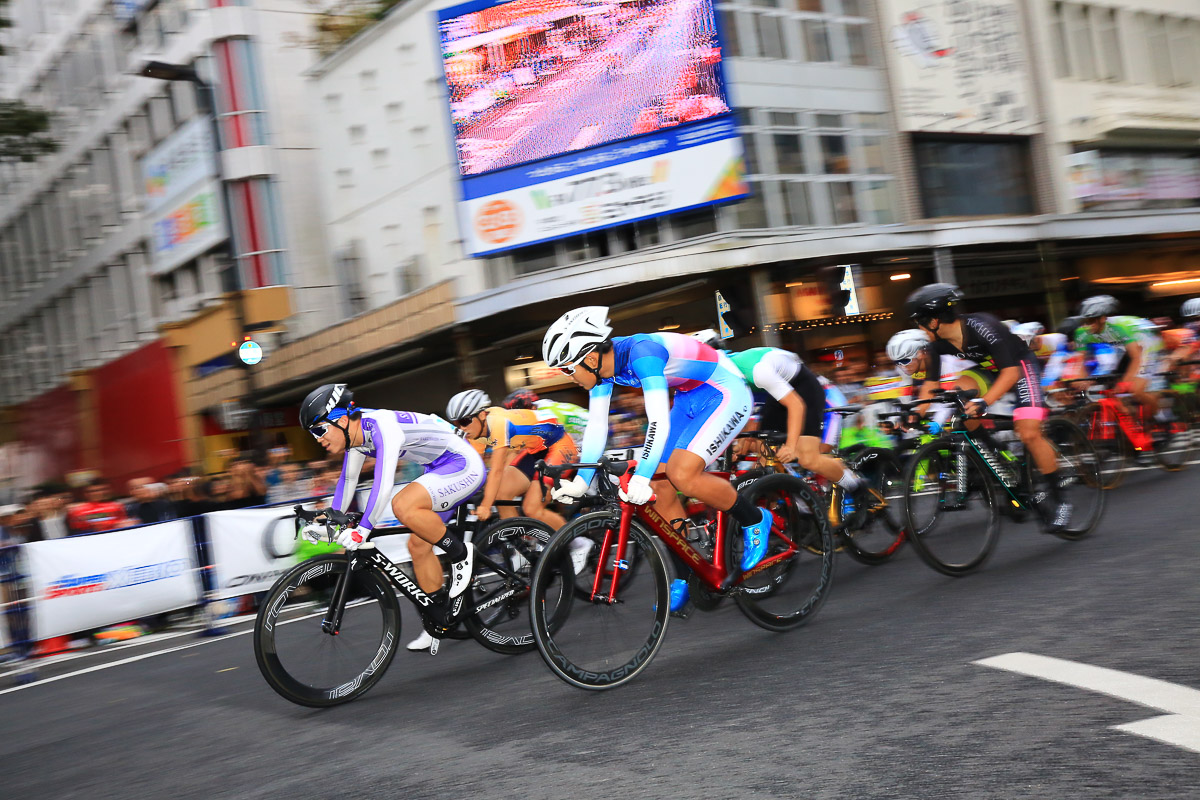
1055, 315, 1083, 339
300, 383, 354, 434
503, 388, 540, 410
905, 283, 964, 326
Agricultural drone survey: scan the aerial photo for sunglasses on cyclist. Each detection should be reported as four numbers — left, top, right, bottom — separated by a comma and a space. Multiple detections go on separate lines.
309, 423, 330, 439
895, 355, 915, 367
455, 413, 479, 428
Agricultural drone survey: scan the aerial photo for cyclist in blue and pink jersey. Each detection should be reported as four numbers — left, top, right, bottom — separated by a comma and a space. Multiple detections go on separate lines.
541, 307, 775, 576
298, 383, 483, 617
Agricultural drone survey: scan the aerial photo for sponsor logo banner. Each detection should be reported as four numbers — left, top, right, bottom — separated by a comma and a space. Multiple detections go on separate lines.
149, 182, 226, 275
461, 136, 746, 255
142, 116, 217, 213
23, 521, 200, 639
879, 0, 1038, 134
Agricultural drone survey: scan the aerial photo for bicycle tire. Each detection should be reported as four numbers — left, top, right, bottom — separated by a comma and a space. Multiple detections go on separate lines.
1027, 418, 1105, 541
840, 448, 907, 565
727, 473, 836, 631
1150, 391, 1194, 471
530, 513, 670, 690
902, 438, 1000, 576
254, 555, 401, 708
464, 516, 557, 655
1075, 402, 1130, 489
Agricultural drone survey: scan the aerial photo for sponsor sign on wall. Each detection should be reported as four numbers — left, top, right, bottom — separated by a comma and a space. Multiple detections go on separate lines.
458, 132, 746, 254
437, 0, 747, 255
878, 0, 1037, 134
142, 117, 217, 214
23, 522, 200, 639
1066, 150, 1200, 207
149, 182, 226, 274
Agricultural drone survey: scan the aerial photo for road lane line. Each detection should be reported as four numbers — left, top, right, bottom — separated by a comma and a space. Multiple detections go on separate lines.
975, 652, 1200, 753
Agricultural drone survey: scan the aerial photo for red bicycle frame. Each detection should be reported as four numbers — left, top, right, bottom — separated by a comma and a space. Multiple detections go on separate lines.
1087, 392, 1154, 452
587, 470, 800, 603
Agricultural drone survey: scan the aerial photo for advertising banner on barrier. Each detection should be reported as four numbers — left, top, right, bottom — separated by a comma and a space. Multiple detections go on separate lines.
23, 522, 200, 640
206, 498, 412, 599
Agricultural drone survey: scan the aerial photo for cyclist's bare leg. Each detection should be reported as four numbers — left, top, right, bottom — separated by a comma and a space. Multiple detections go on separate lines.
521, 480, 565, 529
663, 449, 735, 518
650, 474, 686, 524
1015, 418, 1057, 476
794, 435, 848, 483
392, 483, 447, 594
1127, 376, 1160, 418
494, 466, 529, 519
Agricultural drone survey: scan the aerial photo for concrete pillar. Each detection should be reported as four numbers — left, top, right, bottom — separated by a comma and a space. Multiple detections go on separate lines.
453, 327, 479, 388
1038, 242, 1069, 327
750, 268, 780, 347
934, 247, 955, 285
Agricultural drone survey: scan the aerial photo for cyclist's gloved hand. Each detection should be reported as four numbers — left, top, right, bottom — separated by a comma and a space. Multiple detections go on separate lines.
619, 475, 654, 505
551, 474, 589, 504
335, 526, 372, 550
300, 523, 327, 545
967, 398, 988, 417
1115, 380, 1133, 395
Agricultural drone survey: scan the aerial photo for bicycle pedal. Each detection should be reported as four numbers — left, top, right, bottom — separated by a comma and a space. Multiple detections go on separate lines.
429, 638, 440, 656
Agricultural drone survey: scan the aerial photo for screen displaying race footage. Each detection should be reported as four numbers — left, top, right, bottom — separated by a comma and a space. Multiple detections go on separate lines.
439, 0, 732, 176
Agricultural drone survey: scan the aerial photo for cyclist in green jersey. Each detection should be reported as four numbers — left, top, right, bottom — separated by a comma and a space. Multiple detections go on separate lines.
1074, 295, 1165, 415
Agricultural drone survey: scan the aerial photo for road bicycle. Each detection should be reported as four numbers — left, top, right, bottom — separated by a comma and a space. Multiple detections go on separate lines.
528, 457, 835, 690
900, 390, 1104, 576
1057, 375, 1194, 489
727, 415, 906, 566
253, 503, 564, 707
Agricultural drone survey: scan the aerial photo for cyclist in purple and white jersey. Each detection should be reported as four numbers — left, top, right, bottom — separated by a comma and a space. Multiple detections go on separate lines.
542, 307, 775, 573
298, 383, 483, 609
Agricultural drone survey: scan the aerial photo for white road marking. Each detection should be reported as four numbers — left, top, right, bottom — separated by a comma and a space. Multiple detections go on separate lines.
975, 652, 1200, 753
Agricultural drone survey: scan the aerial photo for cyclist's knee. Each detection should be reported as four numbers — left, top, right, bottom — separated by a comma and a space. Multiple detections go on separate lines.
407, 535, 433, 557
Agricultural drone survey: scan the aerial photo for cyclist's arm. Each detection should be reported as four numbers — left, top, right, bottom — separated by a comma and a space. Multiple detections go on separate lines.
358, 414, 406, 532
631, 360, 671, 481
751, 352, 804, 449
481, 445, 519, 510
576, 382, 614, 486
985, 366, 1020, 405
332, 450, 366, 513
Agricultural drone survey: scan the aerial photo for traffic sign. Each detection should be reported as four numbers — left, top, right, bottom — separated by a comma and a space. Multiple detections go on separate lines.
239, 340, 263, 365
715, 290, 733, 339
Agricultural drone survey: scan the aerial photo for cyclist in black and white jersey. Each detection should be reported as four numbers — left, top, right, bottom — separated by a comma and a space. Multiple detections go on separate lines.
298, 383, 483, 620
904, 284, 1072, 532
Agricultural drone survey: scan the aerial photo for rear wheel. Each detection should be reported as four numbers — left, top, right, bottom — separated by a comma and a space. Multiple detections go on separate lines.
254, 555, 401, 707
530, 513, 669, 690
726, 473, 835, 631
902, 438, 1000, 576
839, 448, 906, 565
1028, 418, 1105, 541
464, 517, 559, 655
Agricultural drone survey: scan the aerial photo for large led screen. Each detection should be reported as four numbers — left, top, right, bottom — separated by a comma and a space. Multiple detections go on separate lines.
440, 0, 733, 176
437, 0, 748, 256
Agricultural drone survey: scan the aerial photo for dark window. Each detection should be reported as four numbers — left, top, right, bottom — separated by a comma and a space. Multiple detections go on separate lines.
512, 241, 558, 275
913, 137, 1035, 217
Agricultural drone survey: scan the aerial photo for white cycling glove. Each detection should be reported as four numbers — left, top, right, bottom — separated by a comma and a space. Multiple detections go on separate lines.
300, 523, 327, 545
551, 475, 590, 504
619, 475, 654, 505
335, 526, 373, 550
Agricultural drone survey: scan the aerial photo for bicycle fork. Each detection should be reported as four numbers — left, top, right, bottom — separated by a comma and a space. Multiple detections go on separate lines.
321, 553, 361, 635
590, 512, 632, 604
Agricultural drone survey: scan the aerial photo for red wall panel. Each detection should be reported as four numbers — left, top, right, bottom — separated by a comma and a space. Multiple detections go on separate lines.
93, 340, 186, 488
19, 385, 83, 483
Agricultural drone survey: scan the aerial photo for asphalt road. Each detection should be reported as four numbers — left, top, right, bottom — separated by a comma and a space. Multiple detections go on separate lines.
3, 462, 1199, 799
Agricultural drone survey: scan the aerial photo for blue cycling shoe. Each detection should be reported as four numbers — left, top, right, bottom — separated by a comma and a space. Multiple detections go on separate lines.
668, 578, 690, 615
740, 508, 774, 571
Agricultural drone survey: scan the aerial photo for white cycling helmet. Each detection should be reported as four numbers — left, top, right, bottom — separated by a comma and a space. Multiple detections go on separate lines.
691, 329, 725, 349
886, 329, 928, 365
1079, 295, 1118, 319
1182, 298, 1200, 319
1012, 322, 1045, 346
542, 306, 613, 368
445, 389, 491, 424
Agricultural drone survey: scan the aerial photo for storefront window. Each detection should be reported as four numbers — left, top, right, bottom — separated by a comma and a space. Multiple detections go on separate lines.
914, 137, 1035, 218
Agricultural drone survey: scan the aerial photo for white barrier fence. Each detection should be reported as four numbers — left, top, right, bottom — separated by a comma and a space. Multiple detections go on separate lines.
22, 521, 200, 640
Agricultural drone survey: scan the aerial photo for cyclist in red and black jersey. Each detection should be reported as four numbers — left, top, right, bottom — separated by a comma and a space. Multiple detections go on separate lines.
905, 284, 1072, 532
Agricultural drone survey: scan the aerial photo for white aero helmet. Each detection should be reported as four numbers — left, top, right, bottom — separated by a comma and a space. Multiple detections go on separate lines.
542, 306, 613, 368
445, 389, 491, 423
1079, 295, 1119, 319
1182, 298, 1200, 319
690, 329, 724, 349
886, 329, 929, 365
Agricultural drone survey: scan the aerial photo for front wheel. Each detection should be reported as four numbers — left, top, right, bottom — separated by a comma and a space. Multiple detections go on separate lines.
254, 555, 401, 707
726, 473, 836, 631
530, 512, 669, 690
840, 448, 907, 565
902, 438, 1001, 576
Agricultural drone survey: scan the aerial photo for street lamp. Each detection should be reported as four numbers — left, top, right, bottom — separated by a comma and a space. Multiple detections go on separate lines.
137, 60, 264, 456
